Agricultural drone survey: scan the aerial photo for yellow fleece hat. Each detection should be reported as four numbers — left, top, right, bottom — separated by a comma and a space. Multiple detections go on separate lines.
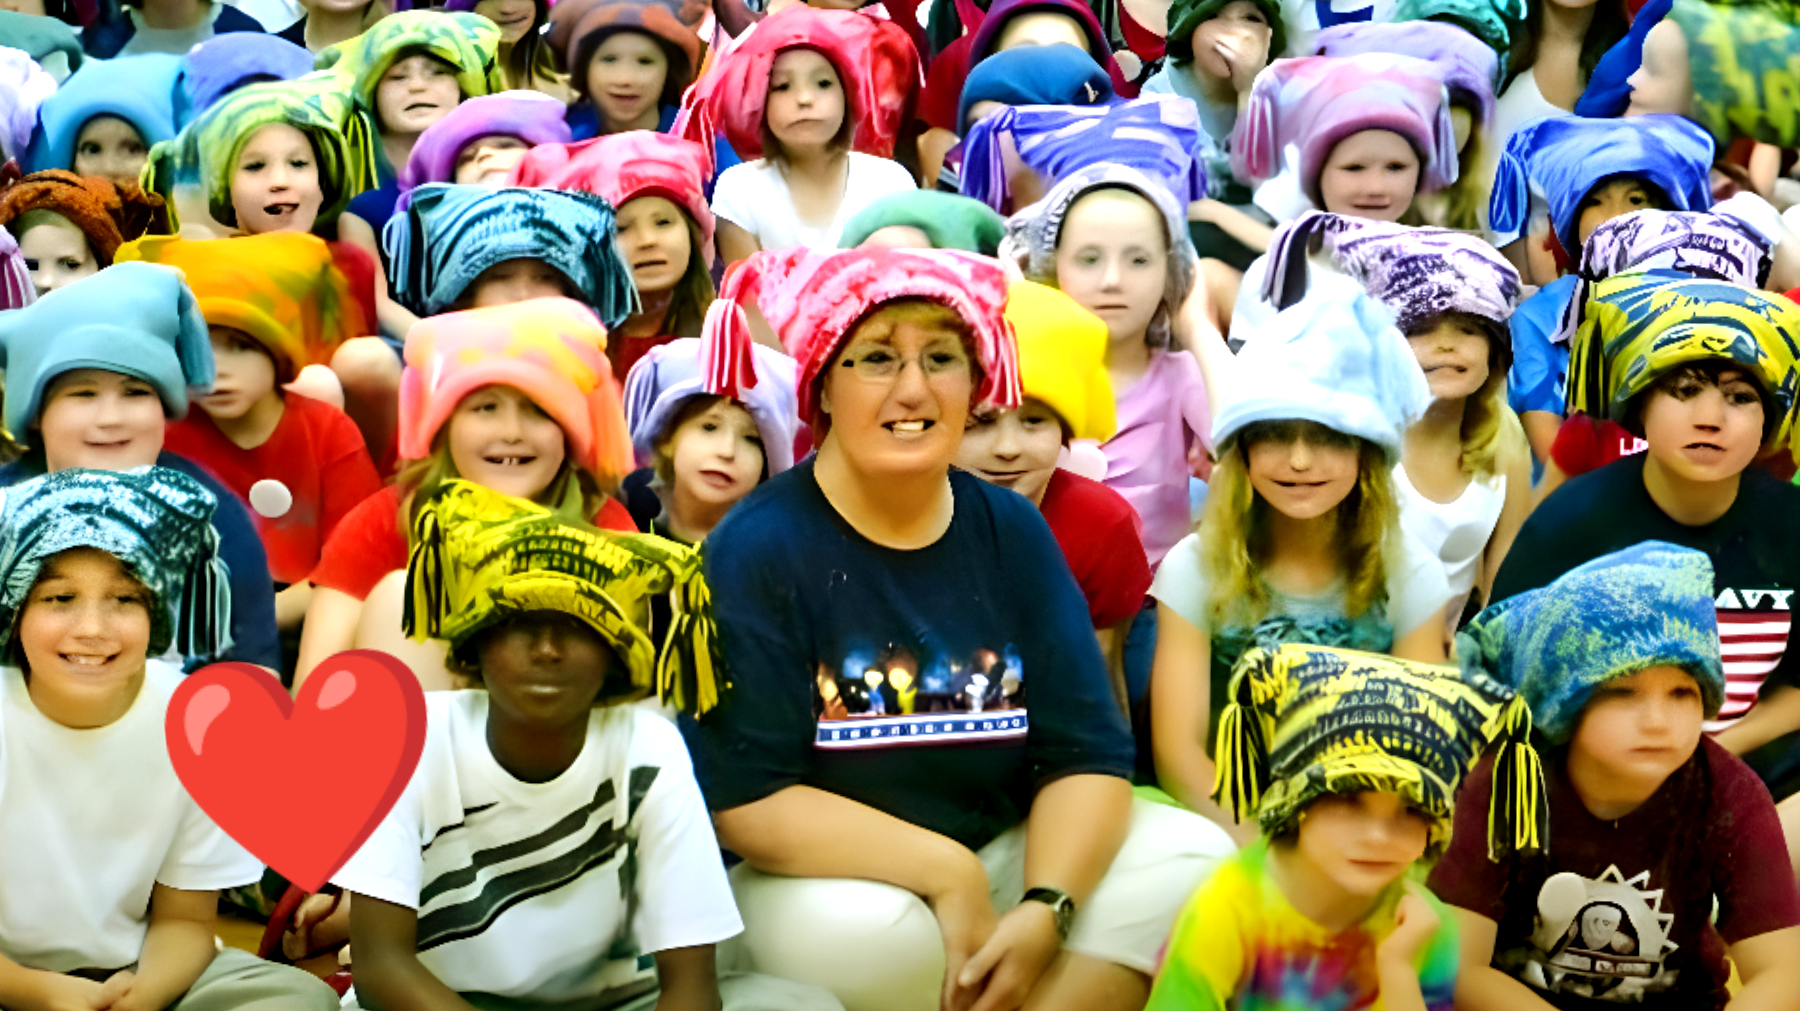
1004, 280, 1117, 442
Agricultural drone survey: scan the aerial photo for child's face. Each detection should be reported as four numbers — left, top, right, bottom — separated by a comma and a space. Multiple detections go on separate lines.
588, 30, 670, 132
17, 216, 98, 296
196, 327, 278, 422
447, 384, 568, 500
376, 54, 461, 137
615, 195, 693, 297
956, 398, 1064, 506
453, 134, 529, 186
668, 399, 766, 510
1243, 421, 1361, 521
1405, 314, 1492, 402
72, 115, 148, 188
37, 369, 165, 473
461, 258, 573, 309
1638, 366, 1765, 484
1569, 665, 1705, 792
231, 123, 325, 235
1189, 1, 1272, 86
1295, 792, 1432, 899
1054, 188, 1166, 345
1576, 179, 1663, 247
993, 11, 1089, 53
473, 0, 536, 44
766, 48, 846, 155
1626, 19, 1693, 118
18, 547, 152, 729
475, 611, 613, 728
1318, 129, 1420, 222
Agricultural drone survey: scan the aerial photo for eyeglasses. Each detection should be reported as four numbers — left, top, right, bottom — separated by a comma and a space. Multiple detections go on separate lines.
835, 345, 973, 383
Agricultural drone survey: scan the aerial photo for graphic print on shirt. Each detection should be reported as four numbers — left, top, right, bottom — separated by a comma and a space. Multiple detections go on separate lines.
813, 641, 1027, 750
1709, 586, 1793, 730
1503, 866, 1679, 1002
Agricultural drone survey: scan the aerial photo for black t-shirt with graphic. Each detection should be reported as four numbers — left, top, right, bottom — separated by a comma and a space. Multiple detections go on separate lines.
1430, 740, 1800, 1011
681, 460, 1134, 851
1491, 455, 1800, 736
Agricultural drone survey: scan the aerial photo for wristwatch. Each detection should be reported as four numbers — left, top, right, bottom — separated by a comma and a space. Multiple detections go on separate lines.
1021, 887, 1076, 941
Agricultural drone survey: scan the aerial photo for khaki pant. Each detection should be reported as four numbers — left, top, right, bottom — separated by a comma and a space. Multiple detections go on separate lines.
164, 947, 338, 1011
342, 970, 845, 1011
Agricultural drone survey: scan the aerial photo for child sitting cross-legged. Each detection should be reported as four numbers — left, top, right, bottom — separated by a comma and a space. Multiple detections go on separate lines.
0, 468, 339, 1011
1435, 542, 1800, 1010
1147, 641, 1546, 1010
330, 479, 845, 1011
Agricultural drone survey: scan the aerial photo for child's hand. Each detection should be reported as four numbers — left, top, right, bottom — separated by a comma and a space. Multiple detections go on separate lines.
282, 890, 347, 961
28, 971, 119, 1011
1378, 886, 1442, 966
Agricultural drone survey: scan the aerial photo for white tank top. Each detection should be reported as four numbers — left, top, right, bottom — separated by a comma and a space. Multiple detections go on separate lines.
1394, 462, 1505, 621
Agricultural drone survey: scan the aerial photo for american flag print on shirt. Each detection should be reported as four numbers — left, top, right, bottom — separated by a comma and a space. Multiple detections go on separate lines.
1707, 586, 1794, 732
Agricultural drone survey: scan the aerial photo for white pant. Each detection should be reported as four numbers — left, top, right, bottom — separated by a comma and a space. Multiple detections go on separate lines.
726, 798, 1235, 1011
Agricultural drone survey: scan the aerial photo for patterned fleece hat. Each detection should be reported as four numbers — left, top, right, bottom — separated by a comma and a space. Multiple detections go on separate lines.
1550, 206, 1776, 349
1165, 0, 1284, 66
508, 131, 715, 269
1457, 541, 1724, 745
1231, 53, 1459, 206
1312, 20, 1499, 128
0, 467, 230, 660
179, 33, 315, 122
1565, 272, 1800, 460
399, 91, 572, 195
398, 296, 634, 483
959, 97, 1206, 214
701, 246, 1020, 428
1260, 211, 1522, 341
622, 336, 802, 473
0, 47, 56, 163
673, 3, 920, 163
1004, 280, 1115, 442
1489, 113, 1715, 264
839, 190, 1007, 256
1213, 272, 1431, 460
0, 261, 212, 442
27, 53, 180, 175
548, 0, 707, 103
384, 183, 637, 324
114, 233, 367, 383
0, 170, 167, 263
1214, 642, 1545, 858
404, 479, 724, 714
317, 10, 505, 117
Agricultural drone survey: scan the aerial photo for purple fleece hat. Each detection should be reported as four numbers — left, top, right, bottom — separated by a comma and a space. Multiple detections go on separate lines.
398, 91, 574, 195
1232, 53, 1459, 205
1311, 20, 1499, 129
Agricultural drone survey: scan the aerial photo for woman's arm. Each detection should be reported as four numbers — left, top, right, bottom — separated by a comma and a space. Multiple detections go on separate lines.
338, 211, 421, 339
108, 886, 221, 1011
1148, 603, 1254, 845
294, 586, 365, 694
1448, 907, 1561, 1011
716, 219, 761, 268
653, 945, 723, 1011
349, 894, 480, 1011
1726, 926, 1800, 1010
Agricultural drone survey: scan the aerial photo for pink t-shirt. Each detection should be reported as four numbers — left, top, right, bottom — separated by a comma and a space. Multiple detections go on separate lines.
1101, 348, 1211, 569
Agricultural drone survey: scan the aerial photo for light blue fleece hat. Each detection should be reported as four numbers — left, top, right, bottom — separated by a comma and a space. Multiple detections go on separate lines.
1213, 272, 1431, 460
26, 53, 181, 174
0, 261, 213, 443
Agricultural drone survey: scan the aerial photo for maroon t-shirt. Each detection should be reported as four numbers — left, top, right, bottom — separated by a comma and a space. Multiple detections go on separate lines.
1429, 739, 1800, 1011
1036, 468, 1151, 629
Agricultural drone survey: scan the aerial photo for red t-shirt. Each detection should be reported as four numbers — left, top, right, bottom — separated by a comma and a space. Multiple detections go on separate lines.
164, 392, 383, 585
311, 484, 637, 600
1549, 414, 1647, 481
1428, 740, 1800, 1011
611, 333, 678, 383
325, 239, 379, 343
1036, 468, 1152, 628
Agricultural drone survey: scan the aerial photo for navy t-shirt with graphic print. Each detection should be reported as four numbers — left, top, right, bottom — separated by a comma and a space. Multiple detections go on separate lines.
682, 459, 1135, 851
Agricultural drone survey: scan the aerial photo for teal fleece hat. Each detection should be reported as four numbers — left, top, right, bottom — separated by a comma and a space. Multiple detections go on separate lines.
0, 261, 213, 443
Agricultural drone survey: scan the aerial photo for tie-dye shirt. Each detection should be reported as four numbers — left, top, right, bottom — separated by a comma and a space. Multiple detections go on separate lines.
1148, 839, 1458, 1011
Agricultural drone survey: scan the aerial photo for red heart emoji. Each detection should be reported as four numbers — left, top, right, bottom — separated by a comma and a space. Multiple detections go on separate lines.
167, 650, 426, 892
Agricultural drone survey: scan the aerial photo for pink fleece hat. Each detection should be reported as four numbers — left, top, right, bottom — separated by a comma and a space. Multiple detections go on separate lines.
1232, 53, 1459, 206
398, 296, 634, 482
701, 247, 1020, 428
508, 131, 715, 268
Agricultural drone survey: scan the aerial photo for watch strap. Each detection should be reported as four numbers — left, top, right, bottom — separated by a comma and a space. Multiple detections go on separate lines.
1021, 886, 1075, 941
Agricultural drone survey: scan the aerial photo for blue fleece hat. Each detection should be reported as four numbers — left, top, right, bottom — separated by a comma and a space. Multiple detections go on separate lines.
1489, 113, 1714, 260
26, 53, 180, 174
1212, 272, 1431, 460
180, 32, 315, 124
1574, 0, 1671, 119
1457, 542, 1724, 744
0, 261, 213, 442
956, 43, 1115, 135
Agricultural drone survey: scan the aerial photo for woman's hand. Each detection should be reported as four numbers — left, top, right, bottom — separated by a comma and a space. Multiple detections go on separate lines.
929, 856, 998, 1011
1378, 886, 1442, 967
952, 901, 1063, 1011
